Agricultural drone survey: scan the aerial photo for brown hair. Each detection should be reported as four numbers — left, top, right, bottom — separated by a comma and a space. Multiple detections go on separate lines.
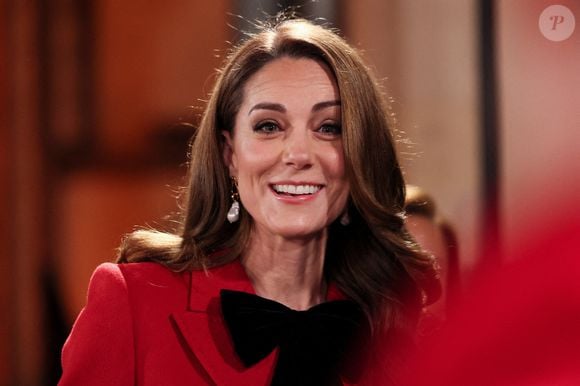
118, 18, 440, 332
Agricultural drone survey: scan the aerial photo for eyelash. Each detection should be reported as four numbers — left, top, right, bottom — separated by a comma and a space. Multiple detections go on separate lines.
253, 121, 280, 134
252, 121, 342, 136
317, 123, 342, 135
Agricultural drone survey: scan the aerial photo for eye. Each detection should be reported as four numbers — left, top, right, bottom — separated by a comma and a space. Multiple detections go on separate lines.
317, 123, 342, 136
253, 121, 280, 134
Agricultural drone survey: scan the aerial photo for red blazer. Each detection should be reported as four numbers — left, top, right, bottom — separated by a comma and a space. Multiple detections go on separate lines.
59, 261, 350, 385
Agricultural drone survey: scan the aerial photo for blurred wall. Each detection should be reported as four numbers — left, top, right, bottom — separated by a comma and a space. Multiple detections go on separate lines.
6, 2, 46, 384
345, 0, 481, 273
346, 0, 580, 271
4, 1, 229, 384
56, 0, 229, 326
1, 2, 12, 383
498, 0, 580, 256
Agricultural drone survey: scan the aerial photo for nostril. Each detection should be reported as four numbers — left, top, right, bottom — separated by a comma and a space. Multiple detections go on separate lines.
283, 149, 313, 168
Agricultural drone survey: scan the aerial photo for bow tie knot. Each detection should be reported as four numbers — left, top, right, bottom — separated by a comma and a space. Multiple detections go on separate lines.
220, 289, 370, 386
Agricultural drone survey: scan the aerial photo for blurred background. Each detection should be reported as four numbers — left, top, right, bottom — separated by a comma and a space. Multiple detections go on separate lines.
2, 0, 579, 384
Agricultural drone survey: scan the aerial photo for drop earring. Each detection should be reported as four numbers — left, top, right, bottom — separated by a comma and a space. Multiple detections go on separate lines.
340, 211, 350, 226
227, 177, 240, 223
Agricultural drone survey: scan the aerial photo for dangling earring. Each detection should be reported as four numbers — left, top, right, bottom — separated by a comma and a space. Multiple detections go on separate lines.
227, 177, 240, 223
340, 210, 350, 226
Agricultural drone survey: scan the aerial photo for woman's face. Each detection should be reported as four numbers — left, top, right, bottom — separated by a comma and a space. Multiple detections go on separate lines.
223, 57, 349, 240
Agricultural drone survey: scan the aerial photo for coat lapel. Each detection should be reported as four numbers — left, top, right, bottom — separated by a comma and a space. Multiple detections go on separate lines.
171, 261, 277, 386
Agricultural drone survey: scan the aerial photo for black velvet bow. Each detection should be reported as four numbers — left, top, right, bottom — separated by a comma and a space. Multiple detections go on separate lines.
220, 289, 370, 386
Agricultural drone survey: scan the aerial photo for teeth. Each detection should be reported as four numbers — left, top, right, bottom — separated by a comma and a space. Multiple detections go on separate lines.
272, 184, 321, 195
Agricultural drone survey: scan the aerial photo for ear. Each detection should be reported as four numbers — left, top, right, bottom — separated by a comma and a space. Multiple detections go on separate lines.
221, 130, 237, 177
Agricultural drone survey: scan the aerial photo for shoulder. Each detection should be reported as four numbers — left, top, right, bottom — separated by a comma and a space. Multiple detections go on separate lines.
61, 264, 138, 384
93, 261, 186, 285
90, 262, 189, 306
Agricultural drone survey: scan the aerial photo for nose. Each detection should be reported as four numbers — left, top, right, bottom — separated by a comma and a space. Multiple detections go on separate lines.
282, 129, 313, 169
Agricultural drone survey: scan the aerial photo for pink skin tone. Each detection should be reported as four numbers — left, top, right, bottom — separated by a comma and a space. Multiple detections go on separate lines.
406, 214, 449, 319
222, 57, 349, 310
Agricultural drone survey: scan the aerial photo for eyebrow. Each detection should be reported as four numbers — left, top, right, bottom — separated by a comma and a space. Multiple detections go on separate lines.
248, 103, 285, 115
247, 100, 341, 115
312, 100, 341, 112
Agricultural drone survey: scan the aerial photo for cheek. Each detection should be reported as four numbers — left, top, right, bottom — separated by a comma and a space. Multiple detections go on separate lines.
324, 144, 347, 180
233, 139, 279, 179
320, 144, 350, 204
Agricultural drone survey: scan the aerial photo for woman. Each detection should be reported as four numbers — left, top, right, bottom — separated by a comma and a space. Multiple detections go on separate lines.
59, 18, 439, 385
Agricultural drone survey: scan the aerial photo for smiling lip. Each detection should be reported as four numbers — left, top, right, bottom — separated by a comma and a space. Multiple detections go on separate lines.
270, 183, 324, 203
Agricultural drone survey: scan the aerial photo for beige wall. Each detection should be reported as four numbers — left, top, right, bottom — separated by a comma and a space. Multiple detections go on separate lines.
346, 0, 481, 273
347, 0, 580, 268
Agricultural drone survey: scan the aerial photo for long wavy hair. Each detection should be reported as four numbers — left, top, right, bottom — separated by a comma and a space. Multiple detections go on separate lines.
118, 18, 440, 333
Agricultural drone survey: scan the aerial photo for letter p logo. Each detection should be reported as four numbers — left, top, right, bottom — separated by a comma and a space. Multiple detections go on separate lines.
550, 15, 565, 30
539, 5, 575, 42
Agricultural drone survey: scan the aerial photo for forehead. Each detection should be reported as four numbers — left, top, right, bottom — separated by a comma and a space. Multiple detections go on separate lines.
240, 57, 339, 107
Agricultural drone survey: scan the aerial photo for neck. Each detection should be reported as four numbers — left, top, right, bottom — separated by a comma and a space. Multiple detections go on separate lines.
241, 229, 327, 311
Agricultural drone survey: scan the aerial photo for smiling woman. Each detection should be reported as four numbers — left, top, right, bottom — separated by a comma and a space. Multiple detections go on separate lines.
223, 58, 348, 249
59, 17, 440, 386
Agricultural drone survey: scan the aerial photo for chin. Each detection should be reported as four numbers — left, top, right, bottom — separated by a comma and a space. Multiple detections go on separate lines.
266, 220, 330, 240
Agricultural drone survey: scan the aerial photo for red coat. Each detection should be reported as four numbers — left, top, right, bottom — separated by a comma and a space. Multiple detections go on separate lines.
59, 261, 349, 385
